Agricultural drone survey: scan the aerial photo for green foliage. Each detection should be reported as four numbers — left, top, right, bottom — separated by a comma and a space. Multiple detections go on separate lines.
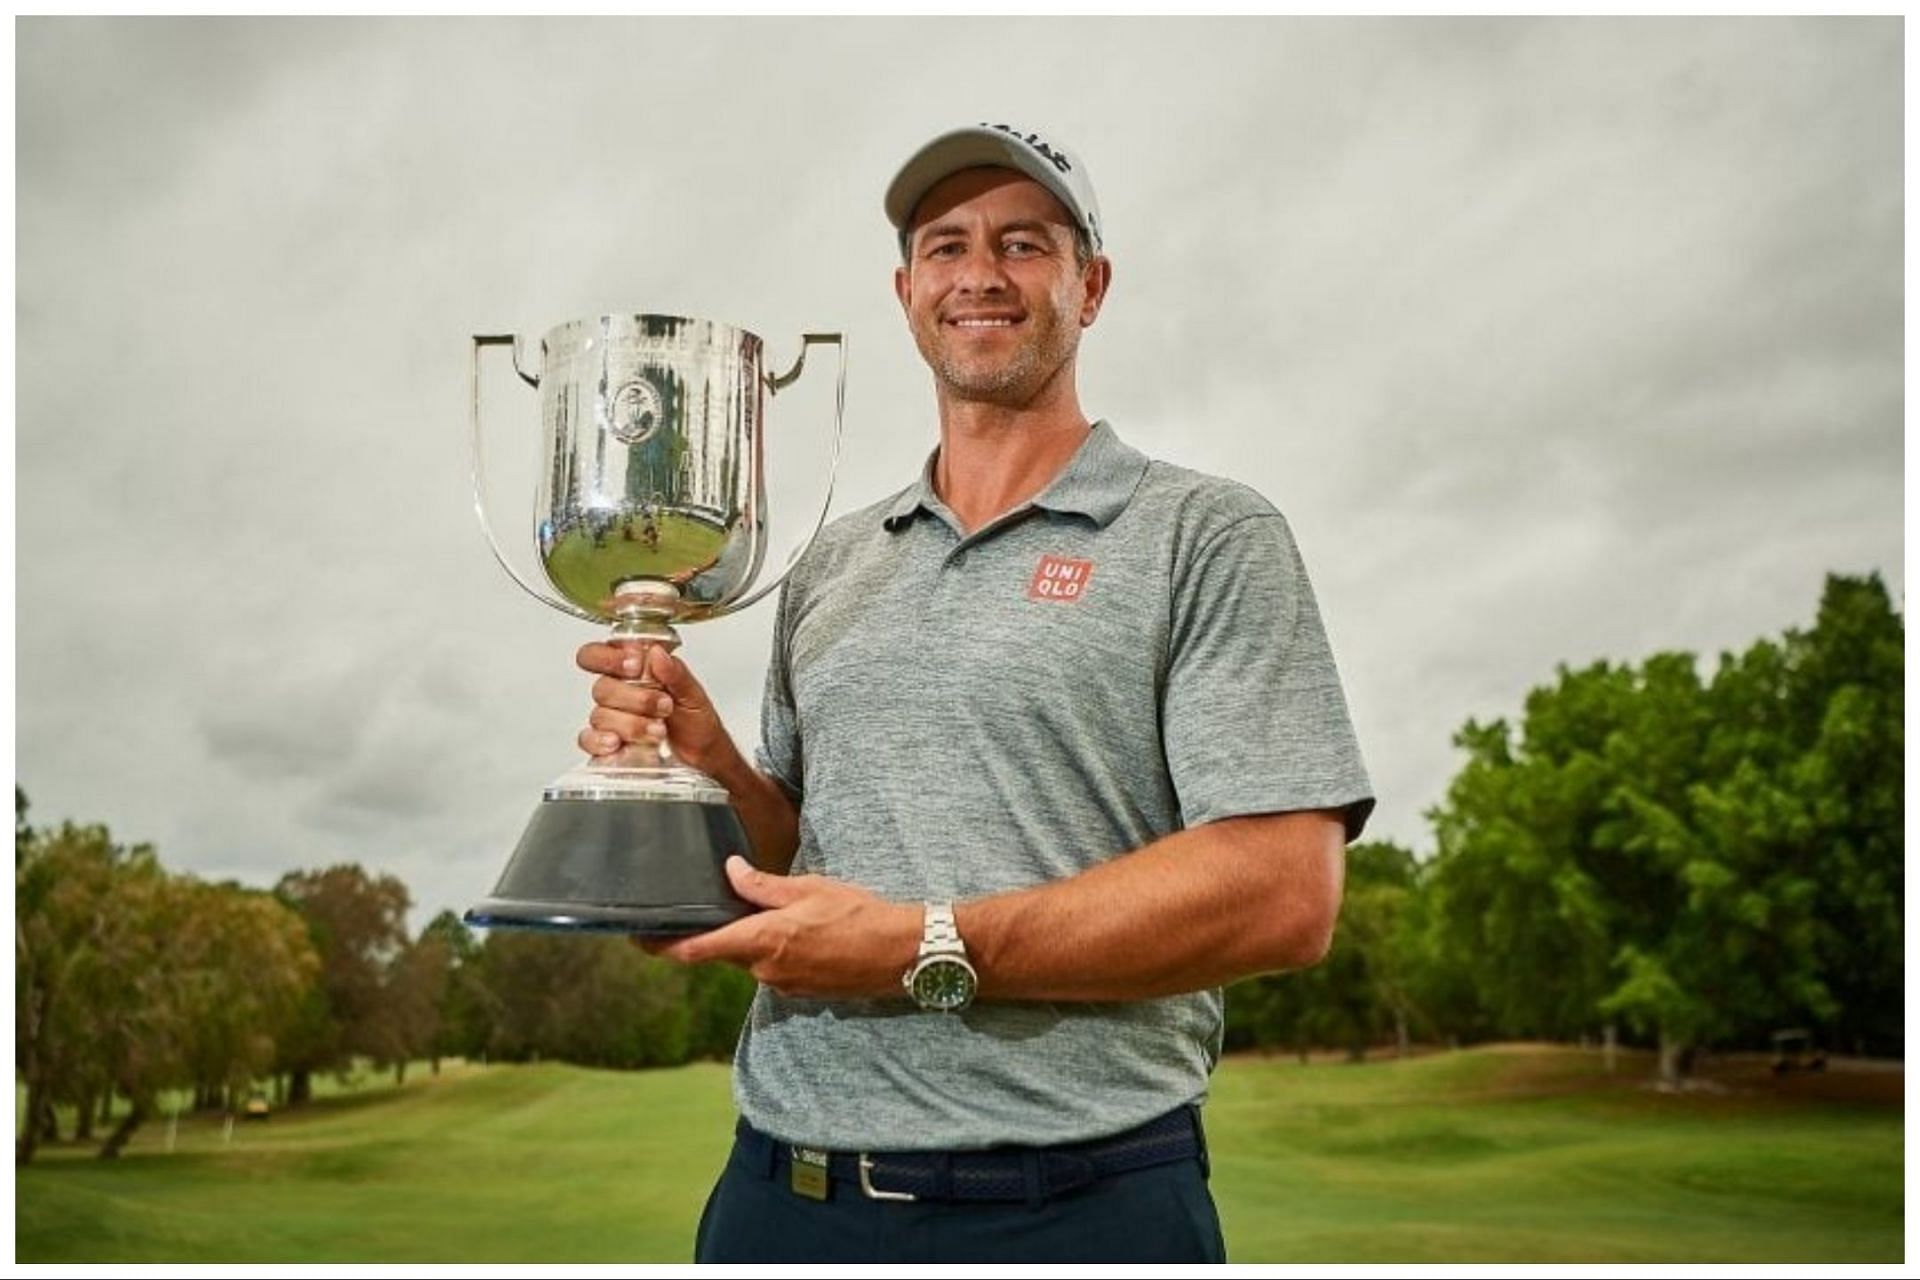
15, 815, 319, 1162
273, 865, 412, 1083
14, 791, 762, 1125
1421, 573, 1902, 1071
474, 934, 693, 1069
421, 911, 488, 1066
1228, 841, 1423, 1059
170, 881, 320, 1104
684, 963, 756, 1061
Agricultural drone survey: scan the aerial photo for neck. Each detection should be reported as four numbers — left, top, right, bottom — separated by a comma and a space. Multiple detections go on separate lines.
930, 367, 1092, 533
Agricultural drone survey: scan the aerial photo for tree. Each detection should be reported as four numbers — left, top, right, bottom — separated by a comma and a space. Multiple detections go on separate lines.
273, 865, 411, 1103
1597, 580, 1902, 1073
420, 910, 486, 1072
16, 819, 169, 1163
1338, 843, 1424, 1056
475, 934, 692, 1068
1423, 574, 1902, 1081
1225, 842, 1422, 1060
17, 786, 33, 863
685, 963, 757, 1061
171, 882, 319, 1113
370, 934, 452, 1084
1786, 575, 1903, 1055
1424, 699, 1620, 1043
86, 865, 194, 1158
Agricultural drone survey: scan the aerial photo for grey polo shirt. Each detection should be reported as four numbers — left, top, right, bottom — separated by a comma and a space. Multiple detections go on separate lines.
735, 421, 1373, 1151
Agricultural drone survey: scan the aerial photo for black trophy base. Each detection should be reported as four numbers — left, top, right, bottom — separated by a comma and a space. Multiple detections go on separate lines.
465, 796, 755, 938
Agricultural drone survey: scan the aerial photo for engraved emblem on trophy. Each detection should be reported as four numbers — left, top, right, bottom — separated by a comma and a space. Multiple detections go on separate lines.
465, 314, 843, 935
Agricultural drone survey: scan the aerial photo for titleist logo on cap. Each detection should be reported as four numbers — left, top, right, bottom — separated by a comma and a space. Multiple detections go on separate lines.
981, 122, 1073, 175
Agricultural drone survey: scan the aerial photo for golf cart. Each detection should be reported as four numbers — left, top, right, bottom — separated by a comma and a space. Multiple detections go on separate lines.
1770, 1028, 1827, 1075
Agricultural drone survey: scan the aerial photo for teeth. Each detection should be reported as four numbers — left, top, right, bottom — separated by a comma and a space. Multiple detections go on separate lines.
952, 318, 1015, 327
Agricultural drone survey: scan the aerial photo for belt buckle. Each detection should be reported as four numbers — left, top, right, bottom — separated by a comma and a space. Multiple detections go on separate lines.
857, 1153, 918, 1202
788, 1146, 830, 1201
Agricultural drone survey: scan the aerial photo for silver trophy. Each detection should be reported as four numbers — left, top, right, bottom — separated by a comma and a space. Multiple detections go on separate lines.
465, 314, 843, 935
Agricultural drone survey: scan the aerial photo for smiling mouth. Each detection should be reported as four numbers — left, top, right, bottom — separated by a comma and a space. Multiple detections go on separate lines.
947, 317, 1021, 328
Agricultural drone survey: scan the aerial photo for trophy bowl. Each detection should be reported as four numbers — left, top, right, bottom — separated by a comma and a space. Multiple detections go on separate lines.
465, 314, 843, 935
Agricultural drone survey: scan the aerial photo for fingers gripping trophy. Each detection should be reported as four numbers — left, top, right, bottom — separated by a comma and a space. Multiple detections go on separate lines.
466, 315, 843, 935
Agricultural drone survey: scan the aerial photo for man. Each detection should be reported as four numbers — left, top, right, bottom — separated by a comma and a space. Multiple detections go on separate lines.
576, 123, 1374, 1263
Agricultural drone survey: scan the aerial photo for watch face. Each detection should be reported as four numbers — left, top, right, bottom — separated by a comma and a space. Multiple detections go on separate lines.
912, 957, 977, 1011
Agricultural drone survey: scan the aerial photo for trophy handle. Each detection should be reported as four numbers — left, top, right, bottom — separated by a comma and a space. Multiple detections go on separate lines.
470, 333, 599, 623
712, 333, 847, 617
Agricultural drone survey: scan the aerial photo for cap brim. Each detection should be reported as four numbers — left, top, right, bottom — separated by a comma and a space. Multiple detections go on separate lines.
884, 127, 1075, 235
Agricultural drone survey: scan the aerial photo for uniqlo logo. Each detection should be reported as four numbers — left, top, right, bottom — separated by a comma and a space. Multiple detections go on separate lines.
1027, 554, 1093, 602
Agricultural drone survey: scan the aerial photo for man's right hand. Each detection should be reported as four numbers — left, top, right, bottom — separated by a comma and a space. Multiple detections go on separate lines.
575, 642, 741, 780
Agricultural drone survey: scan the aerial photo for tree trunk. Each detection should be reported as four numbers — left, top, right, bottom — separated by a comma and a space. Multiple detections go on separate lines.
75, 1090, 96, 1142
16, 985, 49, 1165
99, 1091, 115, 1127
1394, 1009, 1410, 1058
1657, 1028, 1690, 1085
393, 1060, 407, 1086
1604, 1023, 1618, 1075
97, 1099, 148, 1160
289, 1069, 312, 1105
16, 1082, 48, 1166
431, 1055, 441, 1077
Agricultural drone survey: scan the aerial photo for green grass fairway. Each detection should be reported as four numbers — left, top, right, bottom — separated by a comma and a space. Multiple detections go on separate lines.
15, 1047, 1901, 1263
1207, 1045, 1901, 1263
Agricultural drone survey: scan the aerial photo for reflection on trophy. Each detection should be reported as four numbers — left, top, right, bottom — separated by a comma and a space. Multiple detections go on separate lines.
465, 314, 843, 935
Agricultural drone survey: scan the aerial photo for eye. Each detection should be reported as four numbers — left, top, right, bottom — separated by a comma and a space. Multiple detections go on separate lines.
1003, 239, 1043, 256
926, 241, 964, 259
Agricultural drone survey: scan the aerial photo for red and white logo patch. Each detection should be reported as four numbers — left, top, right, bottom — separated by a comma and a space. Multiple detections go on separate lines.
1027, 554, 1093, 603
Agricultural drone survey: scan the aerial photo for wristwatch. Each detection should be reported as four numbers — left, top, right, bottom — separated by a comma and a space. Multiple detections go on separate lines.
902, 902, 978, 1012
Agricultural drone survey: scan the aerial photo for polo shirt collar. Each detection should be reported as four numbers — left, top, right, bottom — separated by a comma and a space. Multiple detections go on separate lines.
881, 421, 1149, 533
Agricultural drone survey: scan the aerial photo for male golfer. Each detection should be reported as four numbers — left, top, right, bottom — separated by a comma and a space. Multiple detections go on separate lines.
576, 123, 1374, 1263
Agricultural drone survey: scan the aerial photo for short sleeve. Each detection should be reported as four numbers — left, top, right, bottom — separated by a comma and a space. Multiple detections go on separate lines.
753, 579, 806, 804
1162, 512, 1374, 840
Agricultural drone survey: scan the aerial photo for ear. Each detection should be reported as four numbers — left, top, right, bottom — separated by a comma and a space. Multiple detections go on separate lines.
893, 263, 912, 313
1078, 256, 1113, 328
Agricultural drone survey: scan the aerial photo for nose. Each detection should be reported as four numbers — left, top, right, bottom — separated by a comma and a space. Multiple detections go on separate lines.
953, 245, 1011, 295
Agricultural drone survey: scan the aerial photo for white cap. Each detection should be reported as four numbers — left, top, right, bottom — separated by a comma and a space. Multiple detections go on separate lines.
884, 123, 1104, 253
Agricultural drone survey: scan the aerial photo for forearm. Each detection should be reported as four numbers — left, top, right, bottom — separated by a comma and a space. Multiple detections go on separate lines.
708, 747, 801, 874
652, 810, 1344, 1005
954, 811, 1345, 1002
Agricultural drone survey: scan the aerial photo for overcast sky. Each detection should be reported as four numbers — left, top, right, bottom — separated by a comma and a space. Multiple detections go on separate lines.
16, 18, 1902, 933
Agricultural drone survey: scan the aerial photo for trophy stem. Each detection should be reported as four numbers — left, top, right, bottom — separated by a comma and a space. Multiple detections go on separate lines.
542, 580, 729, 805
606, 580, 682, 773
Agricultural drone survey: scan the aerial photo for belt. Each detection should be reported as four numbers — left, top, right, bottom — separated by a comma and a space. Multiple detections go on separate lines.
737, 1105, 1207, 1205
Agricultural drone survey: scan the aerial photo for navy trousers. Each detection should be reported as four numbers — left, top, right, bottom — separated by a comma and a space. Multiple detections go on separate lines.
692, 1127, 1228, 1264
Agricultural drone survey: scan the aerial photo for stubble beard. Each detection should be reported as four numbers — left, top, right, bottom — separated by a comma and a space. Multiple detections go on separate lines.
927, 338, 1045, 402
918, 303, 1077, 408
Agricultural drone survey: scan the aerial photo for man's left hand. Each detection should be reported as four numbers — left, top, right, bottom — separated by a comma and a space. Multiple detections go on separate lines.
642, 857, 921, 999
